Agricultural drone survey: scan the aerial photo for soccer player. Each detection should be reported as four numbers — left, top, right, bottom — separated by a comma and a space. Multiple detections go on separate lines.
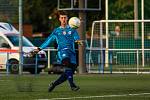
34, 11, 82, 92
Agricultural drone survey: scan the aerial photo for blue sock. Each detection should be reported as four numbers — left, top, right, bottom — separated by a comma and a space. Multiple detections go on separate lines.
53, 73, 67, 86
65, 69, 76, 87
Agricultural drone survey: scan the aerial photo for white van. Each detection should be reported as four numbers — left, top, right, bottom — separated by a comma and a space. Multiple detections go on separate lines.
0, 22, 47, 74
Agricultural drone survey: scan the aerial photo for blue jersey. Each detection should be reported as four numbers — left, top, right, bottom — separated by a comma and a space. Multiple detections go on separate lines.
40, 25, 80, 64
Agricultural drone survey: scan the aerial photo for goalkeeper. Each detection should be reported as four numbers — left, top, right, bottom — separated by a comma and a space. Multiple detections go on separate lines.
34, 11, 82, 92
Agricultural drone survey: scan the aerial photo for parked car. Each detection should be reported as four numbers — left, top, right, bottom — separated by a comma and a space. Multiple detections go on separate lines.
0, 22, 47, 74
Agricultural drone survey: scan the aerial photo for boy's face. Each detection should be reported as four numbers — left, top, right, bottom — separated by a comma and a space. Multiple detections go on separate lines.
59, 15, 68, 26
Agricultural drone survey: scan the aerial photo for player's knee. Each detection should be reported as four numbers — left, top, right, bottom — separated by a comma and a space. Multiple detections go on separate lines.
71, 64, 77, 73
62, 57, 70, 67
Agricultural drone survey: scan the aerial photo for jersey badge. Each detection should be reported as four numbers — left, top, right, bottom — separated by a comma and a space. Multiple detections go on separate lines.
63, 31, 66, 35
68, 31, 72, 35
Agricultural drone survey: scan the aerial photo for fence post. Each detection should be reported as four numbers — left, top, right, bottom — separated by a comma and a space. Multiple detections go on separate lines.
136, 50, 139, 74
98, 53, 101, 73
6, 52, 9, 75
100, 49, 105, 74
109, 50, 113, 74
35, 54, 38, 74
48, 49, 51, 68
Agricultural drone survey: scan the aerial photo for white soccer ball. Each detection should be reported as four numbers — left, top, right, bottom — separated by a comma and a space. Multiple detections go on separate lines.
68, 17, 80, 29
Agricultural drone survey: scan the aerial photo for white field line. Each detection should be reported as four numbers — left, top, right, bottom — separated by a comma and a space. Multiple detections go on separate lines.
38, 92, 150, 100
0, 80, 11, 81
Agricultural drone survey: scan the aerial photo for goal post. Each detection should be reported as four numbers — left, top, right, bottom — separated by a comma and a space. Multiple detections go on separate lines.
88, 20, 150, 74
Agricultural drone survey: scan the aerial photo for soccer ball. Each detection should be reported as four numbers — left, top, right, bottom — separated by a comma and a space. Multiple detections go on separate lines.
68, 17, 80, 29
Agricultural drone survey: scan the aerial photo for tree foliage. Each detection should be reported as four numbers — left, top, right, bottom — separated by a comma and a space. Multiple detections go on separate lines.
23, 0, 57, 32
1, 0, 150, 33
144, 0, 150, 19
0, 0, 18, 23
109, 0, 134, 19
23, 0, 150, 32
23, 0, 105, 33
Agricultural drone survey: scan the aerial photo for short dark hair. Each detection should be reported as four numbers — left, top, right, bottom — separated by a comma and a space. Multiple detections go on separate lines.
57, 11, 68, 18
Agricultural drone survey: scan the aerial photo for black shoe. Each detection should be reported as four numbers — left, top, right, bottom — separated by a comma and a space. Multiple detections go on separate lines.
48, 83, 55, 92
71, 86, 80, 91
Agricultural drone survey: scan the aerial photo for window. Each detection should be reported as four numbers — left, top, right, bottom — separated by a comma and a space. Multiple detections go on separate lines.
0, 36, 9, 48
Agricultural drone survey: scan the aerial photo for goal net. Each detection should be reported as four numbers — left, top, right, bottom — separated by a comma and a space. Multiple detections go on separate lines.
87, 20, 150, 74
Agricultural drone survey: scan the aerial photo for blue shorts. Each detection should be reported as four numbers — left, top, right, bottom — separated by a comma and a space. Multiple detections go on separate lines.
57, 49, 77, 64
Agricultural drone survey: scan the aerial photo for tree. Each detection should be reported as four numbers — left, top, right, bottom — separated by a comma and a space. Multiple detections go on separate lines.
145, 0, 150, 19
109, 0, 134, 19
23, 0, 150, 33
23, 0, 57, 32
0, 0, 18, 23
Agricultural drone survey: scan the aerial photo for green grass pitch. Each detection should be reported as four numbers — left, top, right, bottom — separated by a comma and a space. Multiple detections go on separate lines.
0, 74, 150, 100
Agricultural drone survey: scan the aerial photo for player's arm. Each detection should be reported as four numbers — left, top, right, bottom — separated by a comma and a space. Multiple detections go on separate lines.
32, 30, 56, 54
32, 34, 55, 53
40, 31, 56, 50
30, 47, 41, 56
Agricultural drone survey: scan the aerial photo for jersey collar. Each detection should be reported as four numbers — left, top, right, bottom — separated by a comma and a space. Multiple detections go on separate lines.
59, 25, 70, 29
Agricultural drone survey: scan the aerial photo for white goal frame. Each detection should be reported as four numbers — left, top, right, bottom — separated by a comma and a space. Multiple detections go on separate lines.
88, 20, 150, 74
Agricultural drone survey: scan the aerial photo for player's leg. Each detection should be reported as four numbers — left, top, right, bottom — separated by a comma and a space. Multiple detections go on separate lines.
60, 56, 80, 91
62, 57, 76, 87
48, 51, 68, 92
65, 67, 80, 91
66, 53, 80, 91
48, 50, 79, 92
53, 52, 71, 86
48, 72, 67, 92
65, 68, 76, 88
49, 57, 78, 91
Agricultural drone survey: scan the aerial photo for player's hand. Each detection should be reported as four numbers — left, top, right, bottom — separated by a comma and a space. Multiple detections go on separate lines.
30, 48, 41, 56
75, 40, 84, 45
